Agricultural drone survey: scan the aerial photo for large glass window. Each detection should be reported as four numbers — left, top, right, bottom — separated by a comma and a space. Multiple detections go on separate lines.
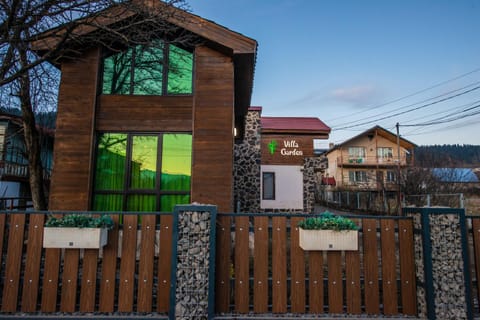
93, 133, 192, 212
102, 40, 193, 96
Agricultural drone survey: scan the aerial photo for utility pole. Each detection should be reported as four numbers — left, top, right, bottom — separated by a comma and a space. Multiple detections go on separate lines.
396, 123, 402, 215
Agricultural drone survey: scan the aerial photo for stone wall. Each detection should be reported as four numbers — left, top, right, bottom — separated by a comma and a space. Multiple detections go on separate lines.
233, 109, 261, 213
303, 157, 323, 213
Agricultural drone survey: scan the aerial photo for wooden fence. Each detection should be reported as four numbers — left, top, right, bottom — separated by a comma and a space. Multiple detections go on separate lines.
215, 213, 418, 316
0, 211, 174, 315
0, 210, 418, 317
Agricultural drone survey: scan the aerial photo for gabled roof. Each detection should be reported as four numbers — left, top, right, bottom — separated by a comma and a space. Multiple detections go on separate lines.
32, 0, 257, 132
33, 1, 257, 55
261, 117, 331, 135
326, 125, 416, 154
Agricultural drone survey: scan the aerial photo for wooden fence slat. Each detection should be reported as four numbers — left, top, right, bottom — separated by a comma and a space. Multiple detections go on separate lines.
327, 251, 343, 313
234, 216, 250, 313
363, 219, 380, 314
398, 219, 417, 315
157, 215, 173, 312
79, 249, 99, 312
272, 217, 287, 313
1, 213, 26, 312
41, 248, 61, 311
60, 249, 80, 312
118, 214, 138, 312
308, 251, 323, 313
253, 216, 268, 313
290, 217, 305, 313
380, 219, 398, 315
99, 214, 120, 312
215, 215, 232, 313
345, 250, 361, 314
0, 214, 6, 284
21, 213, 45, 312
137, 215, 156, 312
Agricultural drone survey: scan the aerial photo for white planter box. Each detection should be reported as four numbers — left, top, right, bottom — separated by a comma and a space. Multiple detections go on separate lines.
299, 229, 358, 251
43, 227, 108, 249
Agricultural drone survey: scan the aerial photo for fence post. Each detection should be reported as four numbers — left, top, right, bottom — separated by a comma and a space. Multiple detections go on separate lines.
404, 207, 473, 320
170, 205, 217, 320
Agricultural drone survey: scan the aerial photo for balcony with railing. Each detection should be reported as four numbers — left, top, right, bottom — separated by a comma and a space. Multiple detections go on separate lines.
0, 159, 52, 181
337, 155, 409, 167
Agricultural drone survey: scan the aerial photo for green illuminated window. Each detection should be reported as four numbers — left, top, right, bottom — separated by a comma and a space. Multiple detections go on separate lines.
93, 133, 192, 212
102, 40, 193, 95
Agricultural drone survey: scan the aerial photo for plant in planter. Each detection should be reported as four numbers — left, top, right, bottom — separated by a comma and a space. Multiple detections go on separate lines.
297, 212, 359, 251
43, 214, 114, 249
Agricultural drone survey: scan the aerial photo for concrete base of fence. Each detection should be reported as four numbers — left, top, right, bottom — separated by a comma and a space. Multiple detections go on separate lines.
170, 205, 217, 320
405, 207, 472, 320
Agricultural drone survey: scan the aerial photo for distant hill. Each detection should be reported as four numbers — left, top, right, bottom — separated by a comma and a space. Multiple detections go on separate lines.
415, 145, 480, 167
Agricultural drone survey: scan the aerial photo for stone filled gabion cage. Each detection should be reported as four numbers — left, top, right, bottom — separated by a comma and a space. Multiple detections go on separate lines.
171, 205, 217, 320
405, 207, 473, 320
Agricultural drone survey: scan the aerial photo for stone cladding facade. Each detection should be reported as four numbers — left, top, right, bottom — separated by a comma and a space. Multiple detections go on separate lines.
234, 109, 323, 213
233, 109, 261, 213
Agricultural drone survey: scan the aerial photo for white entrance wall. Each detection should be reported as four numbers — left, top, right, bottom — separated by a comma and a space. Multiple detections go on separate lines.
261, 165, 303, 210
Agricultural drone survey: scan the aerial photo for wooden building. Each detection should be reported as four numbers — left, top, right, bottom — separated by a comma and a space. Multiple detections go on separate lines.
0, 113, 53, 207
322, 126, 416, 191
34, 2, 257, 213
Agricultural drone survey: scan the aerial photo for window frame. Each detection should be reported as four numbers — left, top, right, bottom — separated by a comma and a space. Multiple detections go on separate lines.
92, 132, 192, 212
100, 40, 194, 96
262, 171, 276, 200
348, 146, 366, 160
386, 170, 397, 182
377, 147, 393, 159
349, 170, 367, 183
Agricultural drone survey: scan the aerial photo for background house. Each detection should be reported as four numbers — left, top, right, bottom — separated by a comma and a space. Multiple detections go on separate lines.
321, 126, 416, 192
0, 112, 53, 208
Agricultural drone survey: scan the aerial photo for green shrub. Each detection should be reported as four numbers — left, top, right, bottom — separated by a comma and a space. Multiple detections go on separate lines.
298, 212, 358, 231
45, 214, 114, 230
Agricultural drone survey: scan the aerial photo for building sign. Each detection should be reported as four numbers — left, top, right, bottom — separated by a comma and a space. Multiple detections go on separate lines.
268, 140, 303, 156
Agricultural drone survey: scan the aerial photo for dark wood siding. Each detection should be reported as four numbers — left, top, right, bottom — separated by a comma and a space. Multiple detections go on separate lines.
96, 95, 193, 132
51, 45, 237, 212
49, 48, 100, 210
261, 134, 319, 166
191, 46, 234, 212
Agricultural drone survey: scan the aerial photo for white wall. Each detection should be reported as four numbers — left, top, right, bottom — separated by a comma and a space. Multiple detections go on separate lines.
261, 165, 303, 210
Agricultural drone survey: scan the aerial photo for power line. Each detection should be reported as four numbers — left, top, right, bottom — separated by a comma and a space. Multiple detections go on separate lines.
331, 80, 480, 128
333, 85, 480, 130
327, 67, 480, 123
401, 104, 480, 127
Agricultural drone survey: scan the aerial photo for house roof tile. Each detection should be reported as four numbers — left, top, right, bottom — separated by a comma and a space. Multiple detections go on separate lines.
261, 117, 331, 133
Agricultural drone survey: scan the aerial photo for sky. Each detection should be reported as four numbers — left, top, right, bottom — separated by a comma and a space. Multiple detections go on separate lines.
187, 0, 480, 146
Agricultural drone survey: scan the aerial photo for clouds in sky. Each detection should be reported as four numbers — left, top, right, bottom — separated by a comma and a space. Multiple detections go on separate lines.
330, 84, 383, 108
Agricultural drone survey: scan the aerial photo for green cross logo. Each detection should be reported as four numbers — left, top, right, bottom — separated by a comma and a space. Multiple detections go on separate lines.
268, 140, 277, 155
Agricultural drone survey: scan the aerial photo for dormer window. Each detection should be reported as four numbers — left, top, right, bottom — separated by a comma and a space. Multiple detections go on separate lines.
101, 39, 193, 95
